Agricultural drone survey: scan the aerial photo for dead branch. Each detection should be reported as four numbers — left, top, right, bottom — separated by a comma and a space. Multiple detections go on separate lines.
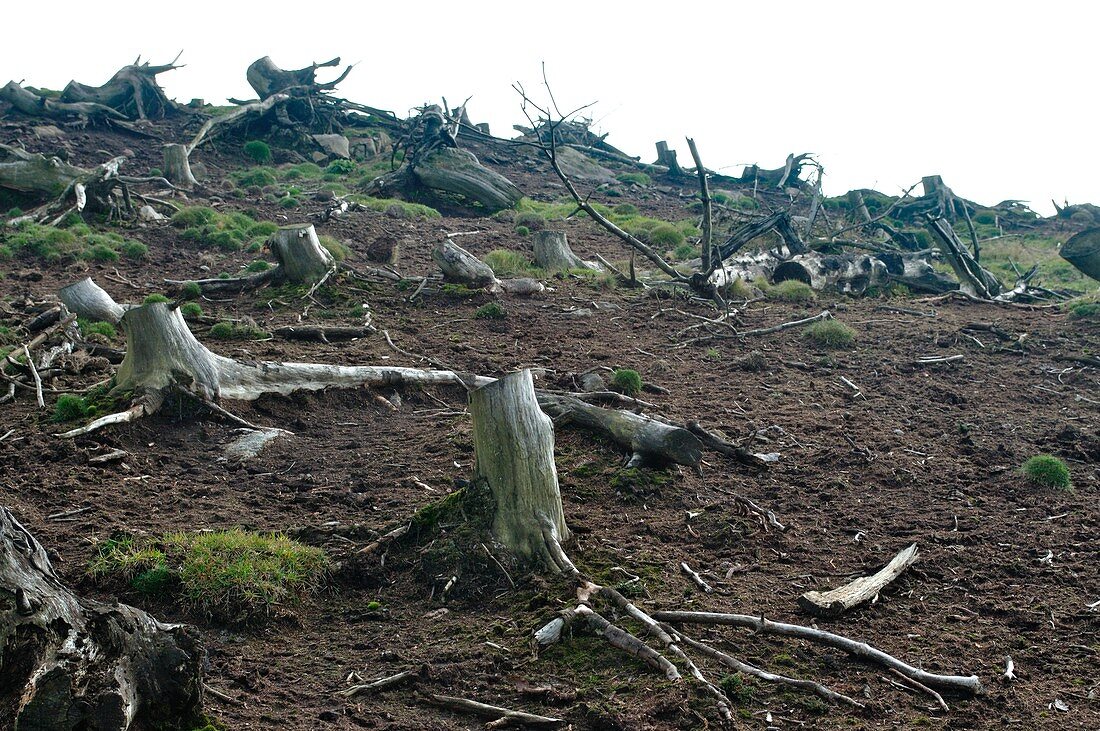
798, 544, 919, 617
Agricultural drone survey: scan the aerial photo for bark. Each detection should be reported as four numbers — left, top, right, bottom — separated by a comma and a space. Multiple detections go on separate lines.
799, 543, 919, 617
0, 143, 84, 197
59, 277, 128, 323
1, 144, 131, 223
536, 392, 702, 468
532, 230, 592, 272
161, 144, 196, 190
269, 223, 336, 285
0, 507, 204, 730
0, 80, 125, 124
772, 253, 890, 295
413, 147, 522, 212
926, 216, 1001, 298
469, 370, 569, 567
432, 240, 498, 288
246, 56, 353, 99
59, 57, 181, 120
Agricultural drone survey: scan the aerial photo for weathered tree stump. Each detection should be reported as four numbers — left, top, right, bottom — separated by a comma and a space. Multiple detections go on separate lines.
59, 277, 128, 323
654, 141, 684, 176
0, 80, 125, 124
0, 507, 205, 730
269, 223, 336, 285
162, 143, 197, 189
58, 57, 182, 120
470, 370, 569, 567
414, 147, 522, 212
532, 230, 593, 272
246, 56, 353, 99
432, 240, 498, 288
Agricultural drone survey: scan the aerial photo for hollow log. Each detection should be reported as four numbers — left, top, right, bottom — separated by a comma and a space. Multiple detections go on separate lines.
270, 223, 336, 285
432, 240, 498, 288
246, 56, 353, 99
59, 277, 128, 323
799, 543, 919, 617
59, 57, 181, 120
162, 143, 196, 189
532, 230, 593, 272
0, 506, 205, 729
536, 392, 702, 467
772, 253, 890, 295
470, 370, 569, 567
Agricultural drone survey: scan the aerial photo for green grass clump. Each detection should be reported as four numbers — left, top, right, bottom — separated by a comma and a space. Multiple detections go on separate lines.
318, 235, 349, 262
617, 172, 651, 186
765, 279, 816, 302
1020, 455, 1072, 491
648, 224, 685, 248
90, 530, 328, 621
803, 319, 856, 348
52, 394, 95, 423
353, 196, 441, 219
119, 240, 148, 259
1063, 291, 1099, 321
143, 294, 170, 304
180, 281, 202, 299
673, 243, 696, 260
209, 321, 269, 340
611, 368, 642, 396
0, 222, 146, 264
237, 168, 278, 188
720, 674, 755, 705
474, 302, 506, 319
612, 203, 638, 216
79, 320, 116, 339
325, 159, 356, 175
245, 260, 270, 272
278, 197, 299, 209
483, 249, 532, 277
181, 302, 203, 320
173, 206, 268, 252
514, 211, 546, 231
514, 225, 530, 236
242, 140, 272, 164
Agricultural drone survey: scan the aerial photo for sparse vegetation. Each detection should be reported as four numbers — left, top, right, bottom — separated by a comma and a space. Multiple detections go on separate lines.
765, 280, 816, 302
79, 320, 116, 339
1020, 455, 1073, 491
172, 206, 273, 251
474, 302, 506, 319
483, 249, 532, 276
52, 394, 95, 423
617, 172, 651, 186
90, 530, 328, 621
181, 302, 203, 320
180, 281, 202, 299
209, 321, 269, 340
143, 294, 170, 304
803, 319, 856, 348
352, 195, 440, 219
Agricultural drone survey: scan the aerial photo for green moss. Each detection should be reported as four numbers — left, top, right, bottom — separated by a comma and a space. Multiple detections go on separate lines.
1020, 454, 1072, 491
90, 530, 328, 622
245, 260, 270, 272
318, 235, 349, 262
352, 195, 441, 219
441, 283, 481, 298
180, 281, 202, 299
325, 159, 356, 175
803, 319, 856, 348
181, 302, 203, 320
209, 321, 269, 340
209, 322, 234, 339
719, 674, 755, 705
611, 368, 642, 396
52, 394, 94, 423
242, 140, 272, 164
474, 302, 506, 319
237, 168, 278, 187
143, 294, 170, 304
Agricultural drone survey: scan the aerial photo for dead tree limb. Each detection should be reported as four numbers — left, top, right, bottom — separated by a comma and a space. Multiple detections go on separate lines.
798, 543, 919, 617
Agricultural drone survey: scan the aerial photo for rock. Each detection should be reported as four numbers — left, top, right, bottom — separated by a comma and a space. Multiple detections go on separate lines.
565, 307, 593, 318
32, 125, 64, 139
190, 161, 208, 180
312, 134, 350, 159
348, 137, 377, 160
554, 146, 617, 184
579, 372, 605, 392
138, 205, 166, 221
310, 151, 328, 164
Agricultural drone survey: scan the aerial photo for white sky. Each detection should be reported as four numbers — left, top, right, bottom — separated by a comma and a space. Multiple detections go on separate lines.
4, 1, 1095, 215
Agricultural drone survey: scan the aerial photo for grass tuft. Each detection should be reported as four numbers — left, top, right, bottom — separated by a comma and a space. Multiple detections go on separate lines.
1020, 454, 1072, 491
803, 319, 856, 348
765, 280, 816, 302
611, 368, 643, 396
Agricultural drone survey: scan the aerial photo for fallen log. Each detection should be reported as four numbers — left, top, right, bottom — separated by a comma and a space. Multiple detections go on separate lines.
0, 80, 126, 124
798, 543, 919, 617
1, 506, 205, 729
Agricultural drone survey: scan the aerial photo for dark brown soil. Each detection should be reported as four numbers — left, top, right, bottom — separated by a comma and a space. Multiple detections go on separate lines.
1, 118, 1097, 731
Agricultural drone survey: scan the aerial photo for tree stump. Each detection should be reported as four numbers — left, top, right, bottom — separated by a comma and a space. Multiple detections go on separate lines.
0, 507, 205, 730
469, 370, 569, 568
59, 277, 127, 324
162, 144, 197, 190
532, 231, 593, 272
655, 141, 683, 176
432, 240, 498, 288
414, 147, 522, 212
269, 224, 336, 286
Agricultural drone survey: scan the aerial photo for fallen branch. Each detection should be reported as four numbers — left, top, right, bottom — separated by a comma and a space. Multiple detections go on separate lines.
798, 543, 919, 617
421, 692, 564, 728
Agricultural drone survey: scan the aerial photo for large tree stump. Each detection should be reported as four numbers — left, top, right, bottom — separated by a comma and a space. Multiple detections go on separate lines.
413, 147, 522, 212
532, 231, 593, 272
246, 56, 353, 99
654, 141, 684, 176
269, 223, 336, 285
0, 507, 204, 730
58, 57, 181, 120
469, 370, 569, 567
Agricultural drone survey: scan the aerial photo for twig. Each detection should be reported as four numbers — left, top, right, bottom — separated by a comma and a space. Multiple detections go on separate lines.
890, 668, 950, 712
47, 506, 92, 520
421, 692, 564, 728
681, 562, 714, 593
24, 346, 44, 408
335, 669, 416, 698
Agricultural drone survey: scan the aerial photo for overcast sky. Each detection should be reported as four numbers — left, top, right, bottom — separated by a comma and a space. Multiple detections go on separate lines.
4, 1, 1095, 214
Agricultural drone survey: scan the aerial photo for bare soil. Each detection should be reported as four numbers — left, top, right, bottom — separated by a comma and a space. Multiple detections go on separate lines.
1, 118, 1098, 731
